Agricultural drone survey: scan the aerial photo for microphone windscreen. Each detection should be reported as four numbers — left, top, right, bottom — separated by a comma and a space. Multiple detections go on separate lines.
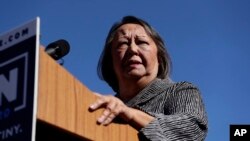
55, 39, 70, 56
45, 39, 70, 60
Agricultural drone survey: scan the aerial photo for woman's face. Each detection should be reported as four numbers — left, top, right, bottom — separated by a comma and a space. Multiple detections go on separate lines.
111, 23, 159, 82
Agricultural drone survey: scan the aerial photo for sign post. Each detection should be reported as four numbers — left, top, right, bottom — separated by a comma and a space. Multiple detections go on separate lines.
0, 18, 40, 141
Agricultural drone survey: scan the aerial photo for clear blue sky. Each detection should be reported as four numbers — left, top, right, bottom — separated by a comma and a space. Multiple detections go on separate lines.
1, 0, 250, 140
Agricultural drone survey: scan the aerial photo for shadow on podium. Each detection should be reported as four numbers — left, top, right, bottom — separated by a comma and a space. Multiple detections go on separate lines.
36, 120, 91, 141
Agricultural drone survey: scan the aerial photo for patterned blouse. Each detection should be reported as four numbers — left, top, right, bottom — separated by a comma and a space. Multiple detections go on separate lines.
125, 78, 208, 141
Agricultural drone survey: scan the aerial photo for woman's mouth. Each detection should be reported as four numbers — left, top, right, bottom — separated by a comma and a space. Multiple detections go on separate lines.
125, 60, 142, 68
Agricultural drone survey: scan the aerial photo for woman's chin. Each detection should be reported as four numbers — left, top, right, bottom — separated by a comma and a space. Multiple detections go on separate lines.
126, 70, 145, 78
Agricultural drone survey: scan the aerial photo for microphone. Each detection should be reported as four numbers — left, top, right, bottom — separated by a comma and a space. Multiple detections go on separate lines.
45, 39, 70, 60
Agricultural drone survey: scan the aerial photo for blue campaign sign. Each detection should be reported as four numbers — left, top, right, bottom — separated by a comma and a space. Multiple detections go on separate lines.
0, 18, 40, 141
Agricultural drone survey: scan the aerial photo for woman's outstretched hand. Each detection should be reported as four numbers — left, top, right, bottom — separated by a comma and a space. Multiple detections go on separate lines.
89, 92, 133, 126
89, 92, 154, 129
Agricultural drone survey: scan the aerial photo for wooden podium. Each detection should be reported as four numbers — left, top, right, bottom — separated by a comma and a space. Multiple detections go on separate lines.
36, 48, 139, 141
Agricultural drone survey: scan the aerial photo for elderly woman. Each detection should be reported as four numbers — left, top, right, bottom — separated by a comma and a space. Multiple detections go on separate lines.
89, 16, 208, 141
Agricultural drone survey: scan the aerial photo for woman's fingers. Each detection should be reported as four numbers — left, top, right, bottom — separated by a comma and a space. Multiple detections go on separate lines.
89, 95, 108, 110
97, 99, 117, 125
89, 94, 130, 125
102, 113, 116, 125
97, 107, 115, 125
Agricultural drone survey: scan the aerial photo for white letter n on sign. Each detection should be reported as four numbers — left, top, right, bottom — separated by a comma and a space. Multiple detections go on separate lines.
0, 68, 18, 107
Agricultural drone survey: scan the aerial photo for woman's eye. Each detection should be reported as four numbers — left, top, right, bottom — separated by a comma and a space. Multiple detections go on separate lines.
137, 40, 148, 45
118, 41, 128, 47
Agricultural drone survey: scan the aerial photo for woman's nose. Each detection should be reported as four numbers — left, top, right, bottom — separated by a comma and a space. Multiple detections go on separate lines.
128, 42, 139, 55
